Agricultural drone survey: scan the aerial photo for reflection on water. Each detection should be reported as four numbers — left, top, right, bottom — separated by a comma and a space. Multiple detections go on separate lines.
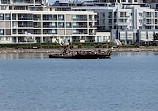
112, 52, 158, 57
0, 52, 158, 59
0, 52, 158, 111
0, 53, 50, 59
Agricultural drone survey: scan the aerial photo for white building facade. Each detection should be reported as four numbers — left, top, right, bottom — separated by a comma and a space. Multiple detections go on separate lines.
72, 1, 158, 44
0, 0, 97, 44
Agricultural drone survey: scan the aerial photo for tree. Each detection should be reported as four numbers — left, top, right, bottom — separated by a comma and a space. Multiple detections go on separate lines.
153, 33, 158, 46
153, 33, 158, 40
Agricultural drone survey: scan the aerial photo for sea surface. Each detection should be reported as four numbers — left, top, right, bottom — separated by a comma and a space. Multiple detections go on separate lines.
0, 52, 158, 111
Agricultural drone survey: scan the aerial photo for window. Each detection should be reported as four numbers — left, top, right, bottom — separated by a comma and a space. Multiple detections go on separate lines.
58, 15, 64, 20
50, 22, 57, 28
0, 14, 4, 20
0, 29, 4, 35
120, 12, 126, 17
73, 30, 78, 34
58, 22, 64, 28
121, 0, 126, 2
0, 37, 4, 41
139, 13, 142, 17
108, 12, 112, 18
5, 14, 11, 20
51, 30, 56, 34
1, 6, 6, 10
66, 22, 71, 28
6, 37, 10, 41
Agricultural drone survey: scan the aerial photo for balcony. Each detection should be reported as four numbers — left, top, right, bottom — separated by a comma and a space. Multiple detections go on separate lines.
73, 32, 87, 34
13, 0, 34, 4
73, 25, 87, 28
43, 29, 57, 34
43, 25, 57, 28
18, 24, 33, 27
35, 2, 41, 4
33, 17, 41, 20
33, 32, 41, 34
43, 18, 57, 21
34, 25, 41, 28
89, 33, 95, 35
18, 32, 32, 34
1, 0, 10, 4
146, 15, 154, 19
118, 16, 128, 19
43, 32, 57, 34
115, 22, 129, 26
73, 18, 87, 21
18, 17, 33, 20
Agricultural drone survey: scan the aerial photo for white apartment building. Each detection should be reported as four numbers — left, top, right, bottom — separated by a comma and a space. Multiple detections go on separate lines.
72, 1, 158, 44
0, 0, 97, 44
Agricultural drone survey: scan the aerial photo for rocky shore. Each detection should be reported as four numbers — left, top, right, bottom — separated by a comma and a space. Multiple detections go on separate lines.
0, 47, 158, 54
112, 47, 158, 52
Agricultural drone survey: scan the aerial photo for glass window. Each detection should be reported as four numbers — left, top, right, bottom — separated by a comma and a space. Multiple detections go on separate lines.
66, 22, 71, 28
51, 29, 56, 34
0, 14, 4, 20
5, 14, 11, 20
1, 6, 6, 10
58, 22, 64, 28
0, 29, 4, 35
6, 37, 10, 41
0, 37, 4, 41
58, 15, 64, 20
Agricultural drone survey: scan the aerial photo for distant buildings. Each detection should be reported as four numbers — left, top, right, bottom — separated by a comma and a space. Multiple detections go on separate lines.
0, 0, 158, 44
0, 0, 96, 44
53, 0, 158, 44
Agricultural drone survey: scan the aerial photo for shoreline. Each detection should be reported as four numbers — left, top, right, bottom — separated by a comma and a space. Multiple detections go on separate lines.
0, 47, 158, 53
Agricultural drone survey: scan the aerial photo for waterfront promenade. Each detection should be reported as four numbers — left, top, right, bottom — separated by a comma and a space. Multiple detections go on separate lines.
0, 47, 158, 53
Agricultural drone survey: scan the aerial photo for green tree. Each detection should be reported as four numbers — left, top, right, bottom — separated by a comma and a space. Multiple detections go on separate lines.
154, 33, 158, 40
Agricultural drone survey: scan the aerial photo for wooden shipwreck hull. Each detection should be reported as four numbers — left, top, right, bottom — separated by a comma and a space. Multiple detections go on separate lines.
49, 50, 112, 59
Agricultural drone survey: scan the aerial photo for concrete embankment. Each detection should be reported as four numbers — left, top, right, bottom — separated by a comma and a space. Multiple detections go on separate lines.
0, 47, 158, 53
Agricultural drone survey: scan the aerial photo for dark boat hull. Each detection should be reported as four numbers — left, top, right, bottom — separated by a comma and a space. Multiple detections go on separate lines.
49, 54, 110, 59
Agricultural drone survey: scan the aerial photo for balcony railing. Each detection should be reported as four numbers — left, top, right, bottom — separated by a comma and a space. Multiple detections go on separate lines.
43, 25, 57, 28
145, 22, 154, 25
35, 2, 41, 4
43, 32, 57, 34
13, 1, 34, 4
73, 32, 87, 34
18, 32, 32, 34
33, 32, 41, 34
34, 25, 41, 28
33, 18, 41, 21
115, 22, 129, 26
73, 25, 87, 28
1, 1, 10, 4
18, 17, 33, 20
146, 15, 154, 18
43, 18, 57, 21
73, 18, 87, 21
18, 25, 33, 27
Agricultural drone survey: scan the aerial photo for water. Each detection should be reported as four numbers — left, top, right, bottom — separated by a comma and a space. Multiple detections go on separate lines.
0, 52, 158, 111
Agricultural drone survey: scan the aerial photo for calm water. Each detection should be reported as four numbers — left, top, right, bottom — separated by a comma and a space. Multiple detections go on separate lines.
0, 52, 158, 111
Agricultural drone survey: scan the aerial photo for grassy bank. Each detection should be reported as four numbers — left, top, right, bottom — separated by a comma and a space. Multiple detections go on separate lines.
0, 43, 109, 49
0, 43, 157, 49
